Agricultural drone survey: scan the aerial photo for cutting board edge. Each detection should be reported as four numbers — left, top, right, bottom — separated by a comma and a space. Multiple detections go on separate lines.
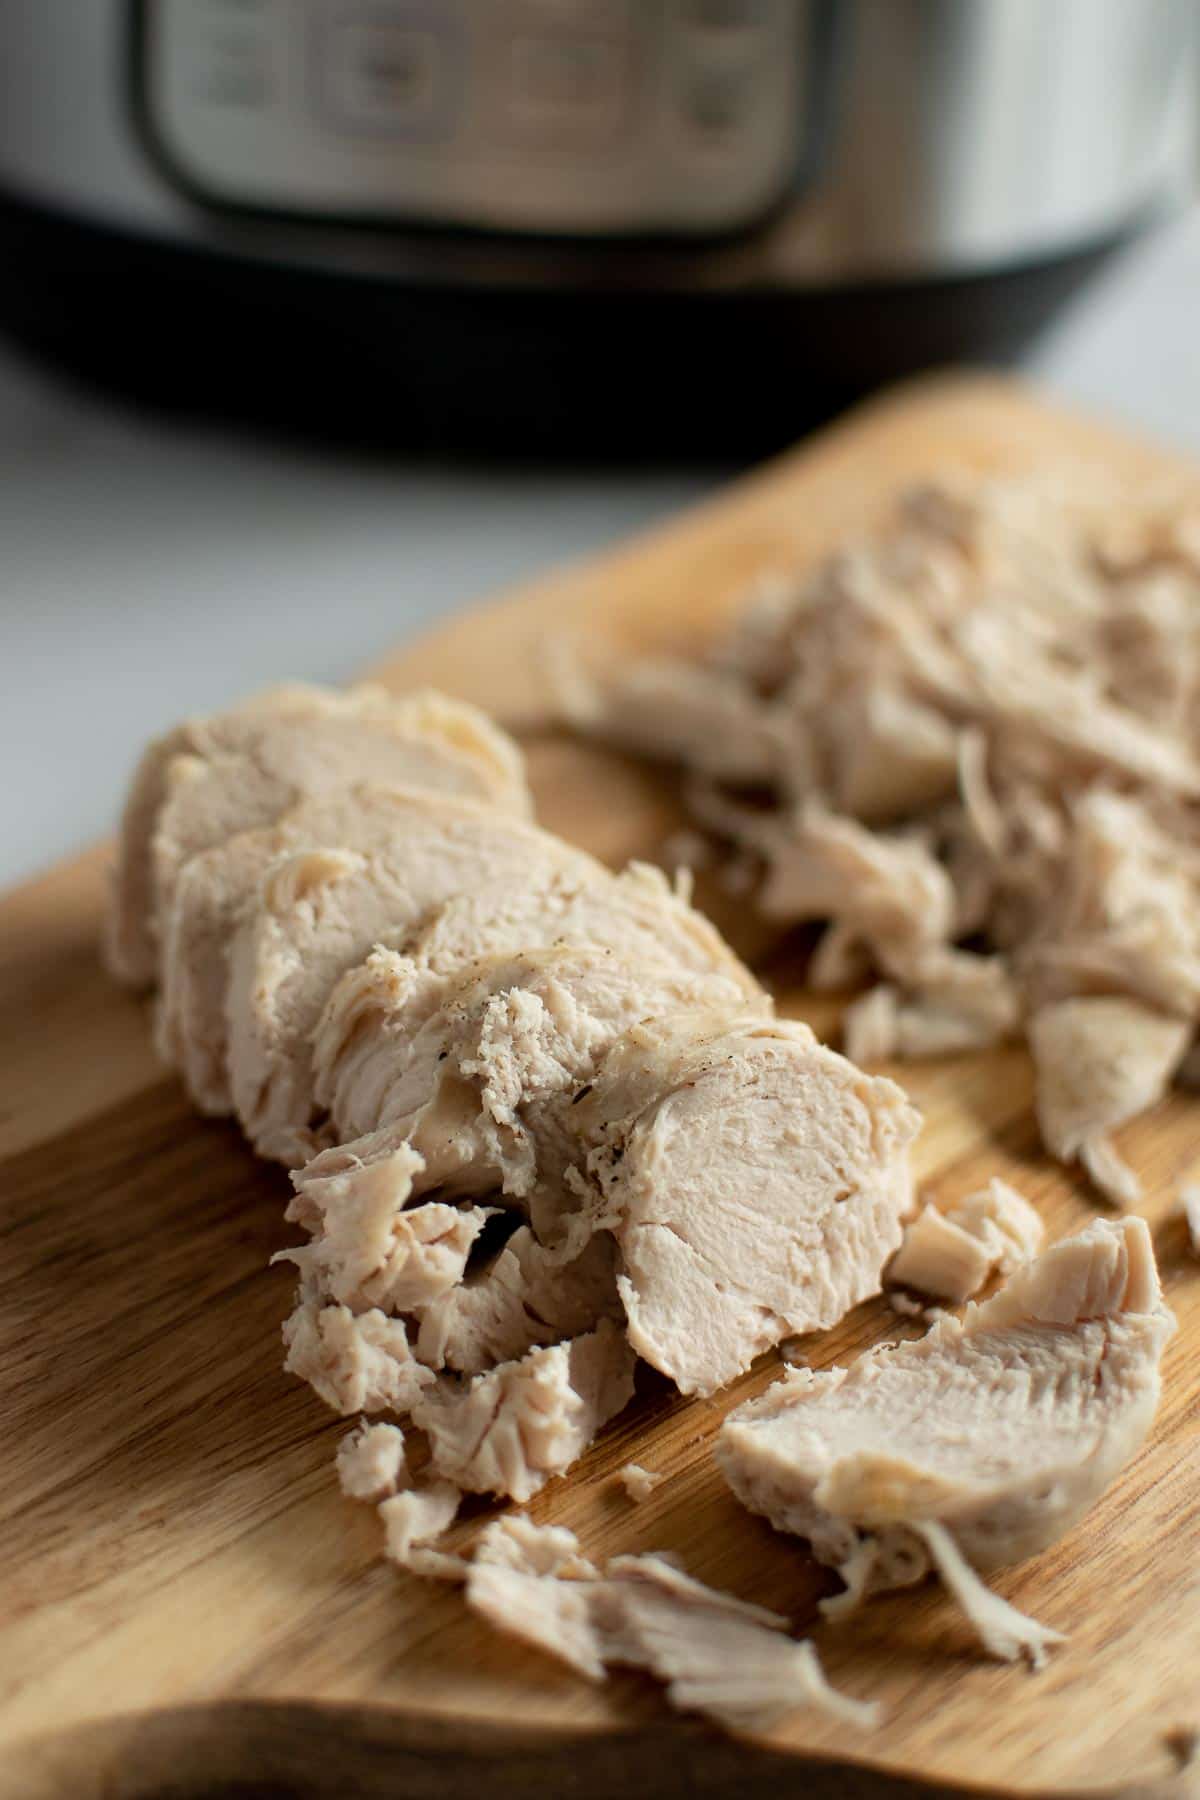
5, 1696, 1187, 1800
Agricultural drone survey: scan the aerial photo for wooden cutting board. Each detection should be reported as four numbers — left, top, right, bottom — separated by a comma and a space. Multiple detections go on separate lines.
4, 374, 1199, 1800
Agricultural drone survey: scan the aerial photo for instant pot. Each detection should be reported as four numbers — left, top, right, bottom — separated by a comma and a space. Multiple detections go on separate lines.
0, 0, 1195, 453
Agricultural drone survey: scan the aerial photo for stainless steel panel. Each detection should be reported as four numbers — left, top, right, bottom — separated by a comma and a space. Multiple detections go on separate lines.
141, 0, 810, 234
0, 0, 1193, 283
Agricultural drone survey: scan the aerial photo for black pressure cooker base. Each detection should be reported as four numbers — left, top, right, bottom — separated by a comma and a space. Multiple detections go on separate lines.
0, 189, 1131, 462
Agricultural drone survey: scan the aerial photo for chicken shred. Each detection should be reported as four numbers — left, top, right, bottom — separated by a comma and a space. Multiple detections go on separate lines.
464, 1547, 877, 1733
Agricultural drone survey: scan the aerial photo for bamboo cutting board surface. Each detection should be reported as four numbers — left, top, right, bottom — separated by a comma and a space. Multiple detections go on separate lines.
3, 375, 1199, 1800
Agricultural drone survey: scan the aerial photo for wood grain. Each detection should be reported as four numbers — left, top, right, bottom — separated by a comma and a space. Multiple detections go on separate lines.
2, 374, 1199, 1800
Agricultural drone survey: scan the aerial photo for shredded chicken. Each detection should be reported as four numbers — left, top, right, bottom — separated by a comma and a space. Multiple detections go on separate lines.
561, 472, 1200, 1194
1029, 998, 1189, 1206
465, 1547, 878, 1733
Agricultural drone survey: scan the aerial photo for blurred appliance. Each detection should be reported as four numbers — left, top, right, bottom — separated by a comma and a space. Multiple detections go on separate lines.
0, 0, 1195, 452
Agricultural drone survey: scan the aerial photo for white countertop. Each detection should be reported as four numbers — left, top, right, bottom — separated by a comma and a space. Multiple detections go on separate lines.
4, 206, 1200, 889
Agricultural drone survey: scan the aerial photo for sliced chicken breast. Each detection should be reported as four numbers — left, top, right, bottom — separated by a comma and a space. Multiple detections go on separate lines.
161, 785, 601, 1125
294, 944, 756, 1242
719, 1218, 1173, 1658
230, 828, 763, 1164
571, 1012, 921, 1395
108, 683, 528, 987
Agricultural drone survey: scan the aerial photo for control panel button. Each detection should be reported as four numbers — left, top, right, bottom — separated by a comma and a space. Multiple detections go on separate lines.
318, 13, 458, 139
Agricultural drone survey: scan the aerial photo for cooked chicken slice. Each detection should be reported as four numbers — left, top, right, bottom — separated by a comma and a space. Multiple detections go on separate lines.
888, 1180, 1044, 1303
948, 1179, 1045, 1272
335, 1421, 409, 1502
413, 1228, 621, 1376
167, 787, 599, 1141
108, 683, 528, 989
1029, 997, 1190, 1206
157, 783, 579, 1115
314, 937, 758, 1151
466, 1550, 877, 1732
228, 814, 759, 1165
571, 1012, 921, 1395
150, 695, 530, 957
106, 683, 323, 987
293, 945, 757, 1268
281, 1288, 434, 1416
412, 1320, 636, 1503
719, 1218, 1173, 1662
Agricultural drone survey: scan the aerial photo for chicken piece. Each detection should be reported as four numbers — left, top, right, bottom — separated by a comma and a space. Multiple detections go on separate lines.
947, 1179, 1045, 1272
472, 1513, 596, 1579
841, 985, 899, 1064
554, 648, 791, 786
378, 1480, 461, 1575
413, 1228, 621, 1376
295, 944, 758, 1260
1029, 997, 1190, 1206
843, 950, 1020, 1065
887, 1206, 996, 1305
157, 783, 586, 1117
465, 1551, 877, 1733
719, 1218, 1173, 1663
314, 939, 758, 1154
756, 806, 955, 971
888, 1179, 1043, 1303
106, 684, 321, 987
467, 1561, 605, 1680
150, 694, 530, 953
829, 686, 959, 824
619, 1463, 662, 1502
571, 1012, 920, 1395
594, 1555, 879, 1732
281, 1290, 434, 1416
184, 789, 601, 1152
277, 1154, 496, 1314
107, 683, 528, 988
228, 816, 761, 1165
412, 1320, 636, 1503
335, 1421, 409, 1502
